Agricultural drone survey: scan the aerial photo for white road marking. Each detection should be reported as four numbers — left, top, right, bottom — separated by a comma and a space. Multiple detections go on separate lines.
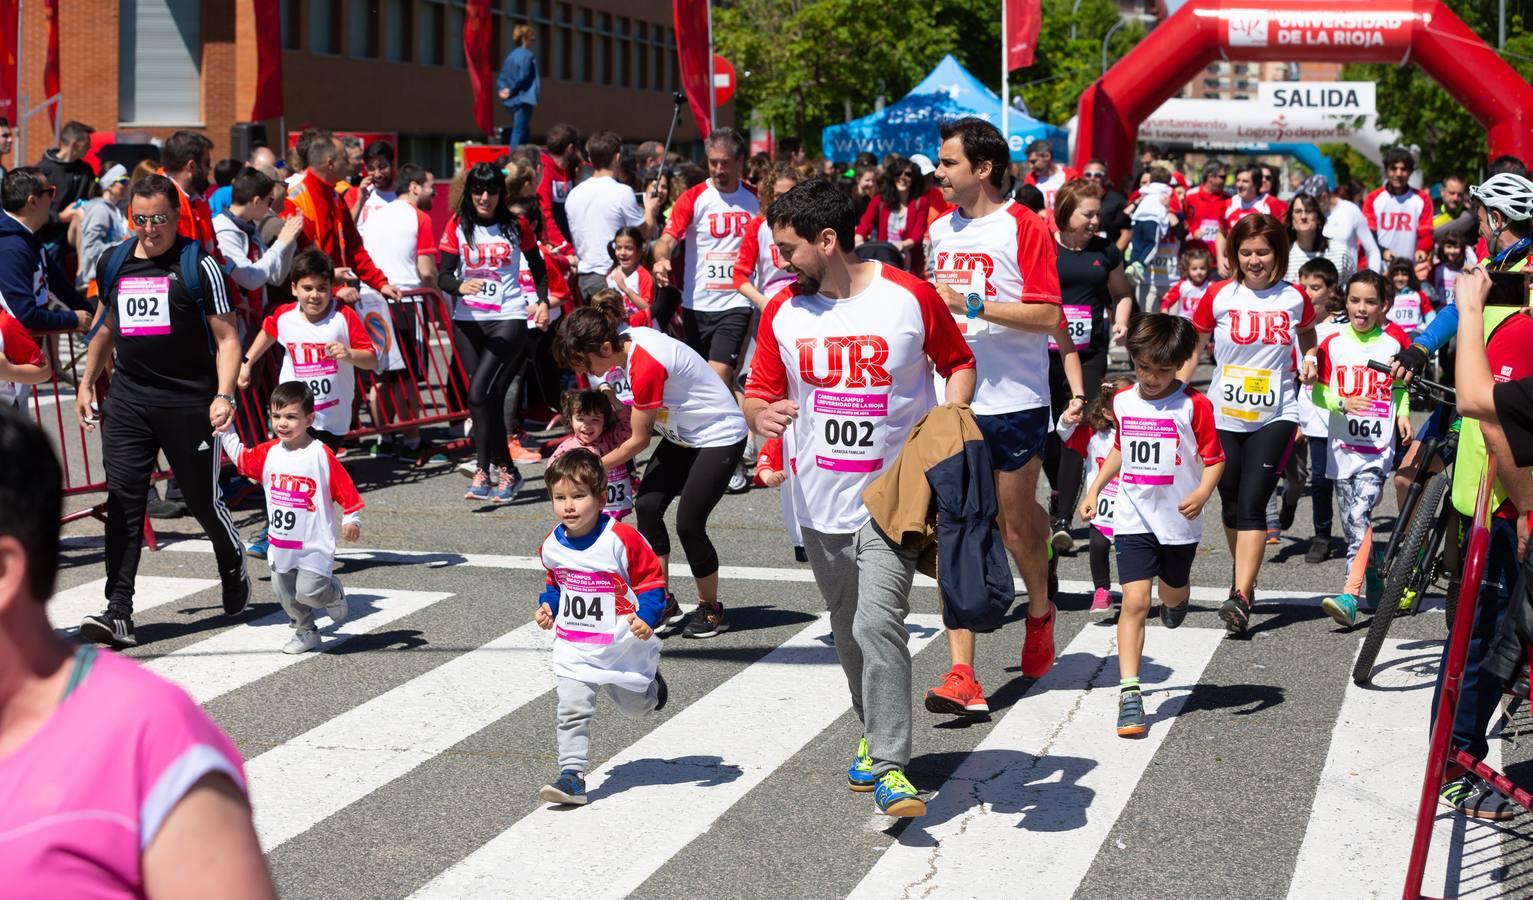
50, 576, 218, 635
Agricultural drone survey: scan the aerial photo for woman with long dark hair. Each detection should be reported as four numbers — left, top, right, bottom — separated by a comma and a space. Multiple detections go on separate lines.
438, 162, 549, 503
856, 159, 929, 272
1284, 192, 1354, 284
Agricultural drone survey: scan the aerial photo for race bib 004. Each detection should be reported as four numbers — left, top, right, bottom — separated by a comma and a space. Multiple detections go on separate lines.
554, 570, 621, 645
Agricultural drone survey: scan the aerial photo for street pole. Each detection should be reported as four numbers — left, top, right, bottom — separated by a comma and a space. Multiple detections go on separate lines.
1070, 0, 1085, 41
706, 0, 716, 130
15, 0, 24, 163
1500, 0, 1506, 49
1102, 18, 1128, 73
1001, 0, 1010, 153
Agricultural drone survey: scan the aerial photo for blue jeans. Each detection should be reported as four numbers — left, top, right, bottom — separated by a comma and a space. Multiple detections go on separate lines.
500, 104, 534, 147
1128, 219, 1160, 267
1432, 515, 1517, 761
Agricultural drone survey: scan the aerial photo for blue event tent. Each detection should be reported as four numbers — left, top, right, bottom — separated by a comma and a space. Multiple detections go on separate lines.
821, 55, 1068, 164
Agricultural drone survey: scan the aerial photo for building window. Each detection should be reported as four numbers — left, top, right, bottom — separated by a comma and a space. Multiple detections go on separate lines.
635, 22, 649, 90
419, 1, 441, 65
350, 0, 378, 58
281, 0, 301, 50
447, 5, 465, 68
616, 19, 631, 88
576, 8, 591, 84
310, 0, 340, 54
385, 0, 410, 62
119, 0, 203, 126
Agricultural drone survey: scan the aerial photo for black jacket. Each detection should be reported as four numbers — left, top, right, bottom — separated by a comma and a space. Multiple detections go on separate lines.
36, 149, 96, 248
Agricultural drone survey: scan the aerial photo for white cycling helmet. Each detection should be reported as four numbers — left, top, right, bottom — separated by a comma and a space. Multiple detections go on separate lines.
1470, 172, 1533, 221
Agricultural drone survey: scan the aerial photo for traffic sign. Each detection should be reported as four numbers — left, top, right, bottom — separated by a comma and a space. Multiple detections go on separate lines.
713, 54, 736, 107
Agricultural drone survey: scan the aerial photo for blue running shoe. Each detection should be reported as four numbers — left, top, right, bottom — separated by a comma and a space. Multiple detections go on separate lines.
492, 467, 524, 504
847, 737, 876, 792
1321, 593, 1360, 627
246, 528, 269, 559
1116, 690, 1146, 737
464, 468, 492, 501
873, 769, 926, 817
539, 769, 588, 806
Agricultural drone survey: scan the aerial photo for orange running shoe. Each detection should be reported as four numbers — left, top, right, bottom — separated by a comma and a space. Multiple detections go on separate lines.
507, 434, 542, 464
924, 666, 990, 716
1020, 602, 1057, 678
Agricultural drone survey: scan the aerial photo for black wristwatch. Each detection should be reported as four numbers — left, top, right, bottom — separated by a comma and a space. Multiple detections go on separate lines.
1072, 394, 1087, 403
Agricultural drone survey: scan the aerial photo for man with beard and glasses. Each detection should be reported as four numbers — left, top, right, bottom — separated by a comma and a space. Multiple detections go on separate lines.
157, 131, 217, 251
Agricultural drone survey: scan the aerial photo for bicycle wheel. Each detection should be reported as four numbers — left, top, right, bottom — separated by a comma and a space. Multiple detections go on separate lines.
1353, 470, 1452, 685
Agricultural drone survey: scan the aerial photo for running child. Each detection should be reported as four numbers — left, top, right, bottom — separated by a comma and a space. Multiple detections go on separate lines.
1159, 244, 1215, 320
1302, 270, 1413, 626
1061, 375, 1133, 615
534, 448, 669, 806
1385, 256, 1435, 339
1430, 232, 1473, 302
606, 225, 655, 326
752, 434, 806, 563
239, 248, 379, 447
551, 388, 634, 520
1081, 314, 1224, 737
1124, 165, 1180, 289
219, 381, 363, 654
1294, 258, 1348, 563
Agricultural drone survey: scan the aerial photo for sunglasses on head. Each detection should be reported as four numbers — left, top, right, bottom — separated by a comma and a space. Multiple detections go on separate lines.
131, 213, 172, 226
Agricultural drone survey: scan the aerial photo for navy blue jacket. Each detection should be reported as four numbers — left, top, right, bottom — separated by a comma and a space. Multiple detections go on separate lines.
496, 46, 540, 110
0, 212, 85, 331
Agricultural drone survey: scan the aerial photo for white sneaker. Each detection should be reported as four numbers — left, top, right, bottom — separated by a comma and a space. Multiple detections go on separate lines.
283, 628, 320, 655
324, 581, 349, 627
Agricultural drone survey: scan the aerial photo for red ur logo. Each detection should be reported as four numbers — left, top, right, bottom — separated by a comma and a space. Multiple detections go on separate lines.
1335, 365, 1392, 400
1226, 310, 1291, 345
285, 342, 330, 365
708, 212, 752, 239
463, 241, 512, 269
933, 252, 997, 296
270, 473, 318, 511
1377, 211, 1415, 231
795, 336, 892, 389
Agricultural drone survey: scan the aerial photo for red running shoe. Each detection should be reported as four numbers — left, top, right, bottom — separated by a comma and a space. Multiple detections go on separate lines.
924, 667, 990, 716
1021, 602, 1057, 679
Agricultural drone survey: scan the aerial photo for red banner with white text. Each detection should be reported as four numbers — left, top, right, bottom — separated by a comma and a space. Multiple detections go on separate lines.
673, 0, 712, 138
1006, 0, 1041, 70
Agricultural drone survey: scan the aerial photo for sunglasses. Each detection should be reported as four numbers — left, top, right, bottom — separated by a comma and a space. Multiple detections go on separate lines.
131, 213, 172, 226
35, 185, 58, 197
1082, 171, 1107, 180
468, 183, 501, 196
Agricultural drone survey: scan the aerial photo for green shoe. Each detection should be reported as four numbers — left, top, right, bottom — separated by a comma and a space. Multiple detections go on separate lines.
1321, 594, 1360, 627
847, 737, 876, 792
873, 769, 926, 817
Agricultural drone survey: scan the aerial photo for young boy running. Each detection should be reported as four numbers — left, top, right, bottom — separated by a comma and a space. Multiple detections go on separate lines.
1302, 271, 1413, 625
220, 381, 363, 653
1081, 314, 1224, 737
534, 449, 669, 806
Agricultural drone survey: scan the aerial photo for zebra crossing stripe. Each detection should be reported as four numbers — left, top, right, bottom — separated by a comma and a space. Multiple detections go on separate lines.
145, 589, 453, 704
849, 622, 1224, 900
1287, 637, 1504, 899
409, 613, 946, 900
248, 622, 557, 849
49, 576, 219, 634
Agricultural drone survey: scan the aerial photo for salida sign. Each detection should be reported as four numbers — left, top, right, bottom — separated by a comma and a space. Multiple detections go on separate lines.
1223, 8, 1415, 52
1257, 81, 1376, 116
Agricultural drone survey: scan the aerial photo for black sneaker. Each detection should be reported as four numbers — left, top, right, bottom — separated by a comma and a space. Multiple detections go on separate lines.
1049, 520, 1074, 556
221, 570, 251, 616
1160, 599, 1189, 629
1305, 537, 1333, 564
794, 545, 809, 563
656, 593, 686, 636
1440, 775, 1516, 821
683, 601, 729, 639
1218, 589, 1252, 634
654, 669, 669, 712
146, 496, 186, 519
80, 610, 138, 648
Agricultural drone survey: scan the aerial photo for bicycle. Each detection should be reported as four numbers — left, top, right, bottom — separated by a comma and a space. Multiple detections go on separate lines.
1352, 360, 1461, 686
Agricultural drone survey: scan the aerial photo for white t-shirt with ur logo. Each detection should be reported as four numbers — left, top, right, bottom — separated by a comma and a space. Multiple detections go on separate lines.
662, 181, 759, 313
439, 214, 537, 323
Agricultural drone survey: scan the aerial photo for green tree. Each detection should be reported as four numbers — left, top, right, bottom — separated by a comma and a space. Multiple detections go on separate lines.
1342, 0, 1532, 180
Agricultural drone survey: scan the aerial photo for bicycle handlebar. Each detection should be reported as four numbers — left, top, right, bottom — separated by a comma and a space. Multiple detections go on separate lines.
1367, 359, 1456, 404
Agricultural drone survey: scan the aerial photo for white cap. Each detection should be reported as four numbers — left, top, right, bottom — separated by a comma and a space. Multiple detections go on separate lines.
908, 153, 935, 176
98, 163, 128, 189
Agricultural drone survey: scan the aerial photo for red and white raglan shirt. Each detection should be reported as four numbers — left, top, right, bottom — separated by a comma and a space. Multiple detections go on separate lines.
1111, 383, 1225, 545
1364, 186, 1434, 263
1298, 314, 1348, 439
1182, 187, 1228, 248
518, 244, 570, 329
927, 201, 1062, 416
1313, 323, 1412, 479
219, 431, 363, 576
661, 181, 760, 313
1160, 277, 1218, 320
1386, 286, 1434, 337
607, 265, 657, 320
261, 301, 375, 435
746, 263, 975, 535
1062, 421, 1119, 538
1221, 193, 1287, 233
537, 516, 666, 690
1192, 279, 1315, 432
0, 308, 44, 408
732, 214, 795, 300
537, 151, 575, 254
1024, 163, 1081, 214
626, 326, 749, 448
438, 214, 538, 323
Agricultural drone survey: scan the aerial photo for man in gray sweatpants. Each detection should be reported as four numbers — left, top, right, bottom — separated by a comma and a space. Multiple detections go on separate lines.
741, 179, 976, 818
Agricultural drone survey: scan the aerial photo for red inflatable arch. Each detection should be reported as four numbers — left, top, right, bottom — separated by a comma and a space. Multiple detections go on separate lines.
1075, 0, 1533, 178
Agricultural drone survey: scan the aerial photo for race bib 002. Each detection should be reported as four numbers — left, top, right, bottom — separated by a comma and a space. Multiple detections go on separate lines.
812, 389, 889, 474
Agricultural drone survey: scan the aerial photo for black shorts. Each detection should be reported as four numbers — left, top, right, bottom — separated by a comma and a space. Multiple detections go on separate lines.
682, 307, 753, 366
1114, 532, 1196, 587
974, 407, 1049, 472
309, 428, 345, 452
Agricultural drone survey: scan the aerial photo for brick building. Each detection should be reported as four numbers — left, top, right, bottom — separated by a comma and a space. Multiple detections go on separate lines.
11, 0, 713, 175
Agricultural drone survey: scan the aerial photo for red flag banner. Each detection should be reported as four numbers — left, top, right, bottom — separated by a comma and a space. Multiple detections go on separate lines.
464, 0, 494, 135
251, 0, 284, 120
673, 0, 712, 138
0, 0, 16, 125
42, 0, 59, 127
1006, 0, 1042, 71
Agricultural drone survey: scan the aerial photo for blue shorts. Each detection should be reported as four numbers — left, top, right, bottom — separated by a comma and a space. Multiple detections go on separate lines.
974, 407, 1049, 473
1114, 532, 1196, 587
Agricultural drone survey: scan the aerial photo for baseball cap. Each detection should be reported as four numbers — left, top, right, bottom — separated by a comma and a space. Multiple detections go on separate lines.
98, 164, 128, 189
909, 154, 936, 176
1300, 174, 1329, 196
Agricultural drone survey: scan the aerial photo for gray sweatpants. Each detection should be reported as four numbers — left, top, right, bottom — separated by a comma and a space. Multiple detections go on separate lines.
272, 568, 341, 631
556, 675, 660, 773
801, 522, 919, 778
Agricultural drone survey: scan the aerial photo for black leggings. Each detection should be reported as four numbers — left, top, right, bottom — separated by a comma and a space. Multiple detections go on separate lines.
634, 437, 748, 578
1217, 421, 1297, 531
1089, 528, 1112, 590
452, 318, 530, 472
1043, 347, 1109, 505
